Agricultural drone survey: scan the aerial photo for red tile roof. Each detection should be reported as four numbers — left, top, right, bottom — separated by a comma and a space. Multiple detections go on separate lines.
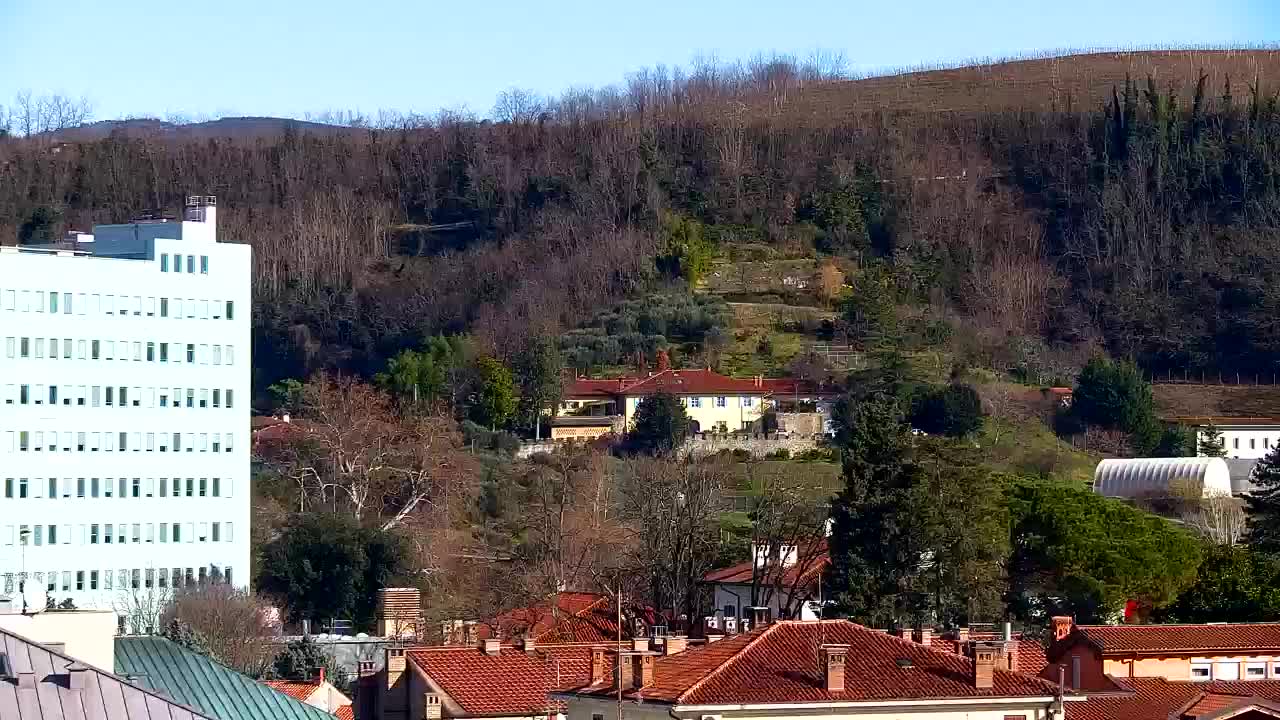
1067, 678, 1280, 720
334, 706, 353, 720
263, 681, 318, 702
701, 541, 829, 589
408, 644, 621, 716
1074, 623, 1280, 655
565, 620, 1060, 705
565, 370, 780, 399
931, 637, 1048, 677
481, 592, 626, 643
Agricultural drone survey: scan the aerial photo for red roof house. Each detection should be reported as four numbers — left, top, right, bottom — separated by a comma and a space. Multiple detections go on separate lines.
556, 620, 1075, 719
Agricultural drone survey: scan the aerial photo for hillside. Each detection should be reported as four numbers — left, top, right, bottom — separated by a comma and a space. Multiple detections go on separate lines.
5, 47, 1280, 402
757, 48, 1280, 118
45, 116, 354, 142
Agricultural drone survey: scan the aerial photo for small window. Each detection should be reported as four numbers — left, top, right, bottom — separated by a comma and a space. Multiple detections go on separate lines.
716, 396, 727, 407
161, 254, 169, 272
1191, 664, 1212, 681
226, 301, 234, 320
187, 255, 195, 274
160, 297, 169, 317
1247, 663, 1267, 678
200, 256, 209, 274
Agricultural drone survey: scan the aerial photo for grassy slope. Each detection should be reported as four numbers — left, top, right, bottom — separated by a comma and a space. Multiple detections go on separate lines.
1153, 383, 1280, 418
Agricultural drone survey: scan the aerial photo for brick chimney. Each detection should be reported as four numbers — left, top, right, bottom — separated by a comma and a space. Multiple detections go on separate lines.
749, 606, 772, 629
632, 638, 649, 652
895, 627, 912, 641
664, 636, 688, 655
66, 662, 87, 691
590, 648, 606, 685
424, 693, 442, 720
971, 643, 998, 689
1004, 640, 1020, 671
915, 627, 932, 646
384, 647, 408, 720
820, 645, 848, 692
630, 653, 655, 689
1052, 616, 1074, 641
956, 627, 970, 643
483, 638, 501, 656
521, 636, 537, 655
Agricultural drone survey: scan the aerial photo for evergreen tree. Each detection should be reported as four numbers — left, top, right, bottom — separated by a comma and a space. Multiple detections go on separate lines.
1198, 423, 1226, 457
827, 396, 928, 625
1246, 443, 1280, 552
514, 336, 563, 440
626, 392, 691, 456
909, 384, 984, 437
1072, 357, 1159, 452
471, 357, 517, 430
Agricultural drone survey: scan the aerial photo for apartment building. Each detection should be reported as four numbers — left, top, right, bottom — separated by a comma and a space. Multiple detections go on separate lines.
0, 196, 250, 619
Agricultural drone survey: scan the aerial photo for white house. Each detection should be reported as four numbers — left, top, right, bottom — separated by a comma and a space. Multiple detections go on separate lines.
1166, 416, 1280, 459
702, 540, 829, 623
0, 196, 251, 622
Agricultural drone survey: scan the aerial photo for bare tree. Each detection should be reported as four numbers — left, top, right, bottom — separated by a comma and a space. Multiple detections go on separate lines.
491, 88, 544, 124
254, 373, 476, 530
742, 467, 831, 619
622, 459, 729, 622
161, 581, 274, 676
1184, 495, 1247, 546
115, 578, 173, 635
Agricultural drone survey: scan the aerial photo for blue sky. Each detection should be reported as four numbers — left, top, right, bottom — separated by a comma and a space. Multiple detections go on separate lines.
1, 0, 1275, 122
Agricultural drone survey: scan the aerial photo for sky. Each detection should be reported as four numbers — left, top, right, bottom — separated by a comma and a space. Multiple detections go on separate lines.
1, 0, 1277, 123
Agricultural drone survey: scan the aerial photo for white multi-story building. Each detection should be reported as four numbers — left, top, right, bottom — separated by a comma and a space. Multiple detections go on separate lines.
0, 196, 250, 619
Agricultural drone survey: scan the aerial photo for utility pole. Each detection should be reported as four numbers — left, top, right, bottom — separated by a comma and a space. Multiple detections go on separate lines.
617, 586, 623, 720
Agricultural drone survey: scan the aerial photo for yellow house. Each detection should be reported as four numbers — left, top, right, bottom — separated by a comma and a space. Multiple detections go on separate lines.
558, 369, 792, 436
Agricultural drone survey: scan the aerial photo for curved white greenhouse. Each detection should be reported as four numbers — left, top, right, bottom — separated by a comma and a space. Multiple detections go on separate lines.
1093, 457, 1232, 499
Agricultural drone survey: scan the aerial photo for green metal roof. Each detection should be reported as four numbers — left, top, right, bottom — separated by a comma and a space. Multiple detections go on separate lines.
115, 636, 338, 720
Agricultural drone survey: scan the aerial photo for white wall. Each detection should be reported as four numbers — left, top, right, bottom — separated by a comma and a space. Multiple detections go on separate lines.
622, 393, 769, 433
0, 216, 250, 624
0, 608, 117, 669
1198, 427, 1280, 459
711, 583, 822, 623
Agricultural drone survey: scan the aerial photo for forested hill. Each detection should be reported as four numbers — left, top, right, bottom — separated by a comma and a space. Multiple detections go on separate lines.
4, 48, 1280, 396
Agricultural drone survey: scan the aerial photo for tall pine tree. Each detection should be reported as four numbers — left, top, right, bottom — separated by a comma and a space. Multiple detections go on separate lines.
827, 395, 928, 626
1246, 443, 1280, 553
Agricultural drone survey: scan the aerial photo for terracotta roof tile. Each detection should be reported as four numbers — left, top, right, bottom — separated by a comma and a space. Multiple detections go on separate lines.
481, 592, 626, 643
701, 542, 829, 588
408, 644, 622, 716
334, 706, 353, 720
1066, 678, 1280, 720
1077, 623, 1280, 654
566, 621, 1060, 705
263, 681, 319, 702
566, 370, 778, 399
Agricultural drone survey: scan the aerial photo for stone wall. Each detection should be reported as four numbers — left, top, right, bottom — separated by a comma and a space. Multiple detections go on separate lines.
684, 432, 820, 459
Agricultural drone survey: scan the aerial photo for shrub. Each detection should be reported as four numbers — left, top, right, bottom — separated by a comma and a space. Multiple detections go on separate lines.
910, 384, 984, 437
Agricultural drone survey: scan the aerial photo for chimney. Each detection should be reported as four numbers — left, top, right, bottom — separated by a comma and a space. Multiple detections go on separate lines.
630, 653, 654, 689
17, 671, 35, 692
971, 642, 998, 689
956, 627, 970, 643
820, 645, 848, 693
664, 636, 688, 655
895, 628, 912, 641
483, 638, 502, 656
314, 667, 326, 685
749, 606, 772, 629
424, 693, 442, 720
590, 648, 606, 685
1052, 616, 1073, 641
385, 648, 406, 690
916, 627, 932, 646
521, 636, 537, 655
378, 587, 422, 639
358, 661, 376, 678
462, 621, 477, 646
66, 662, 87, 691
43, 642, 66, 655
1005, 639, 1020, 672
631, 638, 649, 652
754, 375, 763, 388
1003, 622, 1013, 641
